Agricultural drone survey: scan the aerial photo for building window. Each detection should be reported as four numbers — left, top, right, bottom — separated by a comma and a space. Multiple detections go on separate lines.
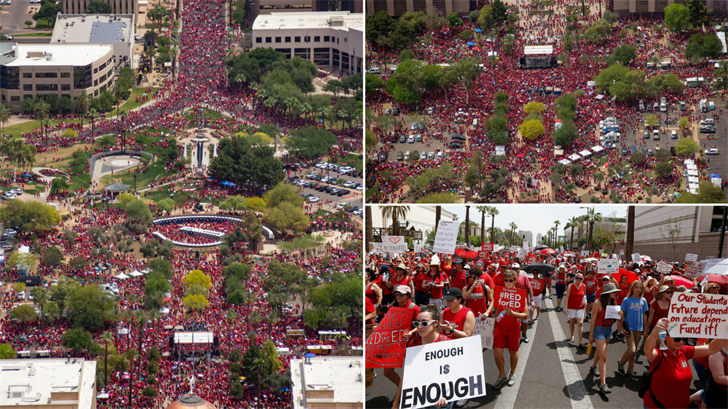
324, 36, 330, 42
23, 84, 32, 91
10, 96, 19, 102
22, 73, 32, 79
36, 84, 58, 91
314, 36, 320, 42
74, 64, 92, 89
23, 95, 33, 100
265, 37, 272, 43
61, 72, 70, 78
285, 37, 291, 43
35, 72, 58, 78
94, 79, 98, 86
61, 84, 70, 91
0, 66, 19, 90
94, 90, 99, 96
275, 37, 281, 43
256, 37, 262, 43
94, 68, 98, 73
331, 36, 336, 43
295, 36, 301, 42
304, 36, 310, 42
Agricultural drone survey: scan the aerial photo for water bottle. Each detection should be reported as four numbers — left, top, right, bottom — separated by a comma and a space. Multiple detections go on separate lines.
496, 310, 506, 323
586, 343, 593, 355
658, 330, 668, 350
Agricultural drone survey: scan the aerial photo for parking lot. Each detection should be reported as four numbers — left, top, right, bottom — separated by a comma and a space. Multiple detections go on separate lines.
286, 162, 363, 216
385, 110, 469, 163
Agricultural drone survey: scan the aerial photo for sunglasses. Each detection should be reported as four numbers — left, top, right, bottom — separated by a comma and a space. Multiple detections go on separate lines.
394, 293, 407, 296
412, 320, 437, 328
575, 277, 583, 280
665, 291, 673, 295
504, 279, 515, 283
671, 337, 687, 343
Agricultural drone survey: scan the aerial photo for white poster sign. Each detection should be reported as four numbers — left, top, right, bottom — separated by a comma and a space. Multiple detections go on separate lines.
631, 253, 642, 264
667, 292, 728, 339
597, 259, 620, 275
382, 236, 408, 253
683, 262, 706, 280
400, 336, 486, 409
414, 242, 422, 253
685, 253, 698, 262
516, 247, 527, 261
432, 221, 460, 255
581, 250, 589, 257
522, 241, 530, 252
472, 317, 495, 350
605, 305, 622, 320
372, 243, 386, 254
701, 258, 726, 272
656, 261, 673, 274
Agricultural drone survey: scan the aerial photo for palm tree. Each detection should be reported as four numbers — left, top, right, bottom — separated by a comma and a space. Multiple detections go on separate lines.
464, 206, 470, 245
88, 108, 100, 138
567, 216, 579, 250
0, 105, 10, 138
366, 206, 373, 251
553, 220, 561, 248
625, 206, 635, 260
509, 222, 518, 246
476, 206, 488, 245
585, 208, 603, 252
40, 117, 52, 148
145, 45, 157, 74
126, 348, 138, 408
33, 99, 50, 147
99, 331, 114, 388
485, 206, 499, 244
31, 287, 48, 330
75, 91, 88, 127
328, 308, 352, 329
381, 206, 410, 236
435, 206, 441, 233
266, 310, 279, 338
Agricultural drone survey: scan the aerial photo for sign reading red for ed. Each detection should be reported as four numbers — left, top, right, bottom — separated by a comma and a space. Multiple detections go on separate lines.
493, 287, 527, 312
366, 307, 412, 367
667, 292, 728, 339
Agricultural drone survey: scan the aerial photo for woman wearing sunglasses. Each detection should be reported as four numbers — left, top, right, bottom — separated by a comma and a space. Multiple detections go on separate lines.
588, 283, 620, 394
644, 285, 674, 343
392, 305, 453, 409
616, 280, 649, 381
382, 285, 420, 393
564, 273, 586, 349
492, 269, 529, 390
643, 318, 727, 409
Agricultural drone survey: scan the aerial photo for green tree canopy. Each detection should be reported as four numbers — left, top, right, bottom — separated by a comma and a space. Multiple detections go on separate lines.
285, 126, 337, 158
62, 328, 95, 354
209, 135, 284, 188
0, 200, 61, 232
676, 182, 728, 203
664, 3, 692, 32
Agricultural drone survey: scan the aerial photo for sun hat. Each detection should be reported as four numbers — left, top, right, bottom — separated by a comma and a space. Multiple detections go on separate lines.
601, 283, 620, 294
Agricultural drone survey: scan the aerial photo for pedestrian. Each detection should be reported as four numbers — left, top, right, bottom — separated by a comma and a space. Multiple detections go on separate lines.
616, 280, 649, 381
588, 282, 620, 394
492, 269, 529, 390
564, 272, 586, 349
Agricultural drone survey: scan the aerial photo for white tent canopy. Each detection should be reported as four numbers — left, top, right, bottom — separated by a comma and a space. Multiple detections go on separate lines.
129, 271, 143, 277
592, 146, 605, 153
686, 164, 698, 170
688, 176, 700, 183
559, 159, 572, 165
579, 150, 592, 157
114, 273, 129, 280
687, 169, 699, 176
569, 153, 581, 161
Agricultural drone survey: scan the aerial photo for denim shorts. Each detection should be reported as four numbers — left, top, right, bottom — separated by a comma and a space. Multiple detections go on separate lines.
593, 325, 612, 340
586, 293, 596, 304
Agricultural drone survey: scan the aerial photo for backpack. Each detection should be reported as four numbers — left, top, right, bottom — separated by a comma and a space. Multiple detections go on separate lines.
638, 350, 665, 408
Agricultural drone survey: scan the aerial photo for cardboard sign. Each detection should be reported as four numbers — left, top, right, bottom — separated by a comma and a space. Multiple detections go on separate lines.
482, 242, 493, 252
701, 258, 726, 272
523, 241, 530, 252
414, 242, 422, 253
432, 221, 459, 255
667, 293, 728, 339
400, 336, 486, 409
685, 253, 698, 262
516, 247, 527, 261
682, 262, 706, 280
605, 305, 622, 320
473, 317, 495, 350
631, 253, 642, 264
597, 259, 619, 275
493, 286, 527, 312
700, 276, 709, 292
656, 261, 673, 274
478, 251, 488, 259
581, 250, 590, 257
372, 243, 386, 254
382, 236, 408, 253
365, 307, 412, 368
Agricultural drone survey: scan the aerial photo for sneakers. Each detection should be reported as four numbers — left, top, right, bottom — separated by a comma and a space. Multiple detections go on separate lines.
590, 365, 600, 377
507, 373, 516, 386
615, 333, 625, 341
522, 334, 529, 343
556, 306, 562, 312
493, 375, 508, 390
599, 383, 611, 394
628, 371, 639, 381
617, 360, 626, 376
455, 399, 469, 407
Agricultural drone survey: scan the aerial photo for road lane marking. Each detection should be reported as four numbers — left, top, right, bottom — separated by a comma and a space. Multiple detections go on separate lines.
544, 297, 594, 409
494, 309, 538, 409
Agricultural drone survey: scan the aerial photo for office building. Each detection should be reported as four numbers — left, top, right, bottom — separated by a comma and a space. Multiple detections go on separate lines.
613, 0, 719, 15
51, 14, 134, 69
366, 0, 474, 17
62, 0, 149, 27
248, 1, 362, 23
0, 359, 97, 409
251, 11, 363, 74
290, 356, 363, 408
0, 43, 115, 107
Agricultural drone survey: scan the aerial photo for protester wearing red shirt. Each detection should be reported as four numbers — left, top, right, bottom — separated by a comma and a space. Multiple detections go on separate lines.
643, 318, 727, 409
378, 264, 394, 305
463, 271, 493, 318
387, 263, 414, 298
441, 288, 475, 339
382, 285, 420, 392
449, 259, 468, 292
554, 265, 568, 312
492, 269, 529, 390
411, 264, 428, 306
583, 270, 598, 322
645, 285, 673, 340
564, 273, 587, 349
529, 271, 544, 320
424, 257, 447, 311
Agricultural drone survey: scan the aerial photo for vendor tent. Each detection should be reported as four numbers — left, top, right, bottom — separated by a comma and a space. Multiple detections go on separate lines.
568, 154, 582, 161
114, 273, 129, 280
558, 159, 572, 165
129, 271, 143, 277
687, 169, 699, 176
592, 146, 605, 153
688, 176, 699, 184
579, 150, 592, 157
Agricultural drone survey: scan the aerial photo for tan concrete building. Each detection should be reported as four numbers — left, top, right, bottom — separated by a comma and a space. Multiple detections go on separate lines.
0, 43, 115, 107
612, 0, 720, 15
290, 356, 363, 408
61, 0, 148, 27
366, 0, 474, 17
248, 1, 363, 22
51, 14, 135, 69
252, 11, 363, 75
0, 359, 97, 409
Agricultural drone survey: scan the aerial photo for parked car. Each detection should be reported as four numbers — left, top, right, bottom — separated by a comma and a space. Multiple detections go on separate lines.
415, 134, 423, 142
308, 196, 320, 203
399, 135, 406, 143
671, 130, 677, 139
392, 107, 400, 116
705, 148, 720, 155
647, 148, 654, 157
700, 118, 715, 125
701, 125, 717, 133
396, 151, 403, 160
411, 122, 418, 131
407, 135, 415, 143
420, 151, 426, 160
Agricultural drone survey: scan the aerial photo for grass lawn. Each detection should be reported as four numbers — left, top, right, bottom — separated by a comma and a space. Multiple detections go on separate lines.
98, 159, 172, 190
185, 109, 225, 121
13, 33, 53, 37
365, 187, 378, 201
334, 153, 363, 172
106, 87, 159, 118
4, 119, 82, 139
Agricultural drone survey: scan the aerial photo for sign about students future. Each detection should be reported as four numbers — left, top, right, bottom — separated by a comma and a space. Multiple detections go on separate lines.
432, 221, 460, 254
381, 236, 408, 253
667, 292, 728, 339
365, 307, 412, 368
597, 259, 619, 275
493, 286, 527, 312
472, 317, 494, 350
399, 336, 486, 409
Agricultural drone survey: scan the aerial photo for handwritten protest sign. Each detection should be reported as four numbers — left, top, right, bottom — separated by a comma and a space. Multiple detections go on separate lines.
372, 243, 386, 254
597, 259, 619, 275
493, 286, 527, 312
682, 262, 706, 280
631, 253, 642, 264
381, 236, 407, 253
667, 293, 728, 339
400, 337, 486, 409
432, 221, 459, 254
523, 241, 530, 252
581, 250, 589, 257
656, 261, 673, 274
701, 258, 726, 272
472, 317, 494, 350
685, 253, 698, 262
365, 307, 412, 368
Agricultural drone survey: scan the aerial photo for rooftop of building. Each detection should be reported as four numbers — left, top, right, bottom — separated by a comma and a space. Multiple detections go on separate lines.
4, 43, 112, 67
51, 14, 134, 44
0, 359, 96, 408
290, 356, 363, 408
252, 11, 363, 32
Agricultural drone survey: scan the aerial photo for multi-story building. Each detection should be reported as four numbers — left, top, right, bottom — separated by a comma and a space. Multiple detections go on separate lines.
251, 11, 363, 75
248, 1, 362, 23
61, 0, 148, 27
366, 0, 475, 17
613, 0, 720, 15
290, 356, 363, 408
51, 14, 135, 69
0, 43, 115, 108
0, 358, 97, 409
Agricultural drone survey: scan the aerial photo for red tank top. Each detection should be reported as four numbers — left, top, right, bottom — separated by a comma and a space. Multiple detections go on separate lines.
567, 283, 586, 310
531, 279, 544, 297
465, 283, 488, 316
407, 333, 450, 347
365, 283, 378, 306
442, 306, 472, 334
595, 304, 615, 327
390, 273, 411, 289
650, 300, 669, 328
424, 272, 446, 299
556, 271, 567, 284
413, 271, 426, 291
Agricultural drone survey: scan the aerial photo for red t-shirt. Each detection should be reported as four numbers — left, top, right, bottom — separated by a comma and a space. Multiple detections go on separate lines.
555, 271, 567, 285
376, 275, 392, 296
531, 278, 545, 297
412, 271, 426, 292
583, 277, 598, 295
567, 283, 586, 310
450, 268, 467, 291
442, 306, 472, 335
617, 282, 630, 305
441, 263, 454, 279
424, 272, 446, 299
479, 272, 495, 289
650, 300, 669, 328
365, 298, 375, 325
407, 333, 450, 347
645, 347, 695, 409
465, 282, 489, 317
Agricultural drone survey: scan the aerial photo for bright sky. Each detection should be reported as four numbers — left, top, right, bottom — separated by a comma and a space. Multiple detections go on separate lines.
445, 205, 629, 239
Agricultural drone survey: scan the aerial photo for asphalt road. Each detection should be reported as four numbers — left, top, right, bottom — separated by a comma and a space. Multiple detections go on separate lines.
366, 296, 703, 409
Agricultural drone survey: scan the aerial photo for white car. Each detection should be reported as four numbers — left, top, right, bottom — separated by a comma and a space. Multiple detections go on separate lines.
9, 188, 22, 195
343, 181, 356, 188
420, 151, 427, 160
338, 166, 354, 174
404, 151, 411, 160
308, 196, 320, 203
407, 135, 415, 143
316, 162, 328, 169
700, 118, 715, 125
437, 151, 443, 160
355, 185, 364, 191
1, 192, 16, 200
705, 148, 720, 155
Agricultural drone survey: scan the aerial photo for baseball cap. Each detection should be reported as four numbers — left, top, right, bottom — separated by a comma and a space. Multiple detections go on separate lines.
443, 287, 463, 301
393, 285, 411, 295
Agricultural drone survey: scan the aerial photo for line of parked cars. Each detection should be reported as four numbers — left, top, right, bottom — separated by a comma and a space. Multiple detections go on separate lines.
314, 161, 358, 176
291, 175, 361, 197
1, 188, 23, 201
